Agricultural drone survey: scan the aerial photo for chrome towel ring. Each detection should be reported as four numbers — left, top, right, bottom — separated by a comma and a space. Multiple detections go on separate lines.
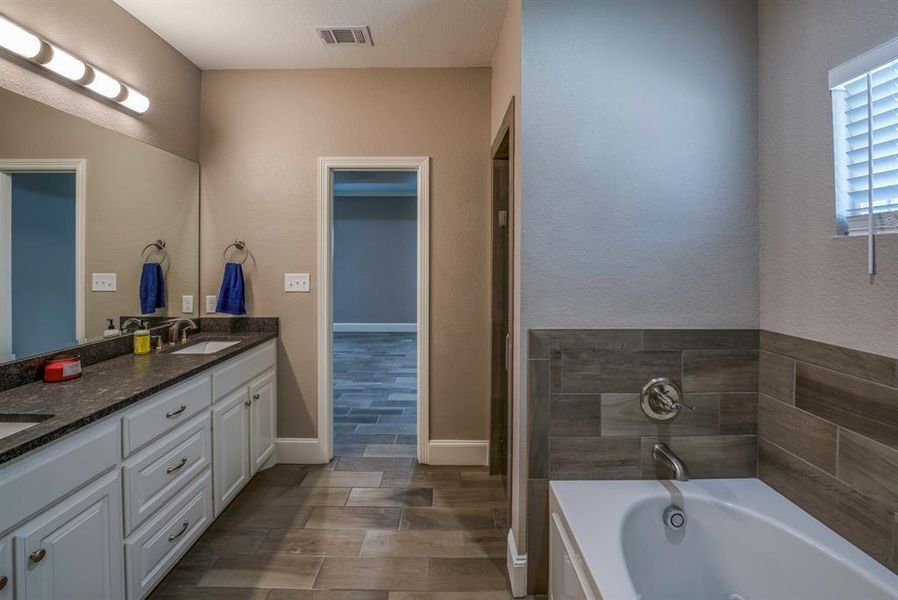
223, 239, 248, 264
141, 239, 166, 264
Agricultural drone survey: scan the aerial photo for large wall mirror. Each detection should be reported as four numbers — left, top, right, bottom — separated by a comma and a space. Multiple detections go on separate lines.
0, 88, 199, 363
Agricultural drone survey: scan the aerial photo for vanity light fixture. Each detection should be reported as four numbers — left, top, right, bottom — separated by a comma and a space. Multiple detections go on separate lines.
43, 45, 86, 81
0, 14, 150, 114
0, 14, 40, 58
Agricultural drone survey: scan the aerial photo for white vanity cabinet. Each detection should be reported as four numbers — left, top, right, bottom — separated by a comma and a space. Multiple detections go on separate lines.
211, 341, 277, 515
0, 337, 278, 600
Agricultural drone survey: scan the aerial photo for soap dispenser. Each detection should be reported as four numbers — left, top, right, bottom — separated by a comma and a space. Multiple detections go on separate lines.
133, 321, 151, 355
103, 318, 121, 339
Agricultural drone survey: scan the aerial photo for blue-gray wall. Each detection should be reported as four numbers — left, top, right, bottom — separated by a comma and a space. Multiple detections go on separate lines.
11, 172, 77, 357
333, 196, 416, 324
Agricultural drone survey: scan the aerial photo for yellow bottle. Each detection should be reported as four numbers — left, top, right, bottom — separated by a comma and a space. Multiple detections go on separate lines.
133, 321, 151, 355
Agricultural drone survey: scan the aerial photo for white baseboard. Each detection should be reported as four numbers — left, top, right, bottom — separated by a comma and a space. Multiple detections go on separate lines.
333, 322, 416, 333
507, 529, 527, 598
426, 440, 489, 466
276, 438, 327, 464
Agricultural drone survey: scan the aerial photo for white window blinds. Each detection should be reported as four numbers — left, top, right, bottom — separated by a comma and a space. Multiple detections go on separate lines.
831, 54, 898, 236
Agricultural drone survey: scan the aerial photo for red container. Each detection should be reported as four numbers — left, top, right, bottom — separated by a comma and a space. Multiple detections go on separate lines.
43, 355, 82, 382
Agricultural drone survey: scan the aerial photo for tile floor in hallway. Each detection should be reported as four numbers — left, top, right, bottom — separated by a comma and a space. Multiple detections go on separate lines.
150, 459, 511, 598
332, 332, 418, 457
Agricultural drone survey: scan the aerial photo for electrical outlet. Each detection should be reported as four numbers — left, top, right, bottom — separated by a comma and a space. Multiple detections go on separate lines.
285, 273, 310, 293
205, 295, 217, 313
182, 295, 194, 314
91, 273, 117, 292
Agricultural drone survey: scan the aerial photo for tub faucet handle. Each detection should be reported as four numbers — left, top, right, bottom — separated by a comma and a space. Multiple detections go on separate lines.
641, 378, 690, 421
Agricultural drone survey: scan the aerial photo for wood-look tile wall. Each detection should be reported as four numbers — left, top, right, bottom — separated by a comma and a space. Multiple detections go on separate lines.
757, 331, 898, 573
526, 329, 760, 594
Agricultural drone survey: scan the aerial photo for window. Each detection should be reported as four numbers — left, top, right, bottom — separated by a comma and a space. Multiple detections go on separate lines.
830, 39, 898, 236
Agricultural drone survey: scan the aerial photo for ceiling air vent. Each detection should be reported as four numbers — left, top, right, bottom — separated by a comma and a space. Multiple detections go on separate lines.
317, 27, 373, 46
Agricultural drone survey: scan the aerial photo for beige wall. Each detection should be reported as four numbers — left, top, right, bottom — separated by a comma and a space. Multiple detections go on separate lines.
759, 0, 898, 359
0, 0, 201, 161
490, 0, 526, 557
200, 68, 492, 440
0, 89, 200, 342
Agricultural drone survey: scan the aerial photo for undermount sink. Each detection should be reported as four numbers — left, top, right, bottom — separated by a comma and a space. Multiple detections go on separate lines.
0, 415, 51, 440
172, 340, 240, 355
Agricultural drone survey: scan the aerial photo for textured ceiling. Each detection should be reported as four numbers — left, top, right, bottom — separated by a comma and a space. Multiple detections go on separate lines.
113, 0, 508, 70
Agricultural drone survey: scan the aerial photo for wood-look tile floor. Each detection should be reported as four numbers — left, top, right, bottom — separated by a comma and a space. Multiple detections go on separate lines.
150, 460, 511, 599
332, 333, 418, 457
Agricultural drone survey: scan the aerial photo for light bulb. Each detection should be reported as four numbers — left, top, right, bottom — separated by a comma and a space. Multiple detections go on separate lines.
0, 15, 41, 58
44, 45, 86, 81
85, 67, 121, 99
119, 86, 149, 113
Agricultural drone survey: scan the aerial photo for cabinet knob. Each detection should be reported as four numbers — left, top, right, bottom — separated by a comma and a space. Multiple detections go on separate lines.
0, 575, 7, 590
244, 400, 252, 406
29, 548, 46, 563
253, 393, 260, 400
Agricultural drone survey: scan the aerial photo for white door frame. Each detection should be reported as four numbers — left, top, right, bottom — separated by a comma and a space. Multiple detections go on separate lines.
317, 156, 430, 464
0, 159, 87, 359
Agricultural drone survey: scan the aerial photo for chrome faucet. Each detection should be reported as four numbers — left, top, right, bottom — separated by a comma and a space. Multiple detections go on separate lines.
120, 318, 144, 334
653, 443, 690, 482
167, 319, 198, 343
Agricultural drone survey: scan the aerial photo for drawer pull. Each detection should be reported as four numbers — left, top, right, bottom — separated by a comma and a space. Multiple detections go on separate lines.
0, 575, 7, 590
253, 393, 260, 400
168, 520, 189, 542
29, 548, 46, 563
166, 457, 188, 474
165, 404, 187, 418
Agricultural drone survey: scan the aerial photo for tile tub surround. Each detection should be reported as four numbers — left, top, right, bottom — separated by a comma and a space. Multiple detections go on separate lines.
0, 324, 277, 465
757, 331, 898, 573
526, 328, 760, 594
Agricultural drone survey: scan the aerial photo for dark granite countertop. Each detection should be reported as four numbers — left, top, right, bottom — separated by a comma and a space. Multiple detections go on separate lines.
0, 331, 277, 466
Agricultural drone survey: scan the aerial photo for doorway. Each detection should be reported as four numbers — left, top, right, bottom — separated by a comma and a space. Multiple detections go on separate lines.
0, 160, 85, 361
317, 157, 430, 464
489, 101, 515, 496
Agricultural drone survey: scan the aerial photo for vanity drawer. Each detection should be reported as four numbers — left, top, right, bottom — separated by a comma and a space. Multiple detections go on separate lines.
0, 419, 120, 536
122, 413, 211, 535
212, 341, 275, 401
122, 375, 211, 456
125, 471, 212, 600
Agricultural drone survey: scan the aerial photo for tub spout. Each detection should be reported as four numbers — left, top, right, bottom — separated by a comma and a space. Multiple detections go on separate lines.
653, 443, 690, 482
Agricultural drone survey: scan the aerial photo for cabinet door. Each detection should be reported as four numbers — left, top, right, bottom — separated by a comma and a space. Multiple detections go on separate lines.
212, 387, 250, 516
15, 471, 124, 600
0, 536, 11, 600
249, 370, 276, 475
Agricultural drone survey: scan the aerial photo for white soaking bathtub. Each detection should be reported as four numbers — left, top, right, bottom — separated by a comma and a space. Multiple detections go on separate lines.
548, 479, 898, 600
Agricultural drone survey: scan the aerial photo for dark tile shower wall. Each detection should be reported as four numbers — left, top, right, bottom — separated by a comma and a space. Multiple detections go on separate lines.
757, 331, 898, 573
526, 329, 760, 593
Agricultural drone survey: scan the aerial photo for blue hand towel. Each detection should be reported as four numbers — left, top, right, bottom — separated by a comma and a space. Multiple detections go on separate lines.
139, 262, 165, 314
216, 262, 247, 315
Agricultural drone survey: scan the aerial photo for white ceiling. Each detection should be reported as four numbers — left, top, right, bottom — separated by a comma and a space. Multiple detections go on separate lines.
113, 0, 508, 70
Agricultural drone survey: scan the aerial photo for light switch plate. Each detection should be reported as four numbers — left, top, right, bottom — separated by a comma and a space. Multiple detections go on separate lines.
205, 295, 217, 313
91, 273, 116, 292
182, 295, 194, 314
285, 273, 310, 293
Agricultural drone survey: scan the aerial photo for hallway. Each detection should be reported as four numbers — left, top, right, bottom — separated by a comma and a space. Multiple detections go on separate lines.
333, 332, 418, 457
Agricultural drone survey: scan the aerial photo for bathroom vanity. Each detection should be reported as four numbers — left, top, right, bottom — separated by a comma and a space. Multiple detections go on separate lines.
0, 332, 277, 599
